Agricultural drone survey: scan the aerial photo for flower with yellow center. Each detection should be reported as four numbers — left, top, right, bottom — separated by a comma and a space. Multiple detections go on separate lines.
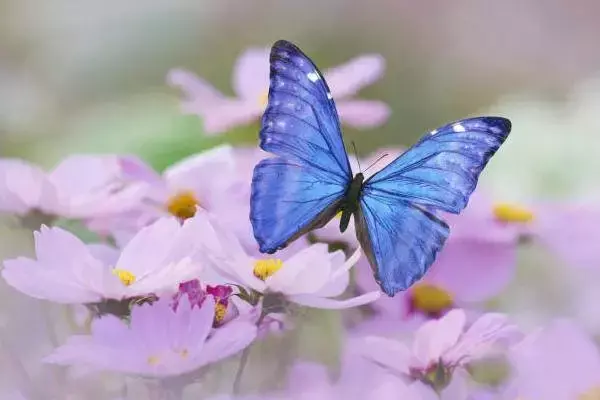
112, 269, 136, 286
166, 191, 199, 220
253, 259, 283, 281
493, 203, 534, 223
410, 283, 453, 316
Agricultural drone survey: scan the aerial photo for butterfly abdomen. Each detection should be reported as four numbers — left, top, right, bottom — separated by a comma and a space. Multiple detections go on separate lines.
339, 173, 364, 233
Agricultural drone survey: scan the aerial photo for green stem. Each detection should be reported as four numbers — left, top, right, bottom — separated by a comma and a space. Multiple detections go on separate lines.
232, 311, 268, 395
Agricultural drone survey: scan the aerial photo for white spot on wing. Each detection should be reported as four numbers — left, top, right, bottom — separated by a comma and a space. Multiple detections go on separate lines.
430, 129, 438, 135
307, 71, 320, 82
452, 123, 466, 132
327, 92, 333, 99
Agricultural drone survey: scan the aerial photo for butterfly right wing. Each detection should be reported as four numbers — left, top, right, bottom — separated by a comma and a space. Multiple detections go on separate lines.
251, 40, 353, 253
355, 188, 450, 297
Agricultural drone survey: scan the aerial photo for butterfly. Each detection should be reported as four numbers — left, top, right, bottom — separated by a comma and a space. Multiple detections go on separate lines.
250, 40, 511, 297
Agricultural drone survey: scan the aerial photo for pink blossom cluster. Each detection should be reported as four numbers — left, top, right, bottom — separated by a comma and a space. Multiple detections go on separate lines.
1, 47, 600, 400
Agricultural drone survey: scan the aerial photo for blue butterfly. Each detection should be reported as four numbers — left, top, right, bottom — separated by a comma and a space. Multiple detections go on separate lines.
250, 40, 511, 297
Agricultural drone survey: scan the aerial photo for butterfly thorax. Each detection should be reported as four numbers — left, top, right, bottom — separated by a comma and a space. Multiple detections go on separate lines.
339, 173, 364, 233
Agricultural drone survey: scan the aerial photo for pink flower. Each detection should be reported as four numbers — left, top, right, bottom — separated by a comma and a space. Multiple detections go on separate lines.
167, 47, 390, 135
361, 309, 521, 392
0, 155, 142, 219
88, 145, 240, 243
507, 319, 600, 400
2, 214, 208, 303
199, 211, 380, 309
44, 297, 257, 377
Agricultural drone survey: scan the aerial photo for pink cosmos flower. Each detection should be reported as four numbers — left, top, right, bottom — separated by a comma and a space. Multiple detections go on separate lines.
2, 214, 208, 303
167, 47, 390, 135
44, 297, 257, 377
361, 309, 521, 393
197, 211, 380, 309
0, 155, 142, 219
506, 319, 600, 400
88, 145, 241, 244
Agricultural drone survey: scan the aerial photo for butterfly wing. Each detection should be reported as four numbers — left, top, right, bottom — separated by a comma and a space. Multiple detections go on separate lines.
251, 40, 352, 253
358, 117, 511, 296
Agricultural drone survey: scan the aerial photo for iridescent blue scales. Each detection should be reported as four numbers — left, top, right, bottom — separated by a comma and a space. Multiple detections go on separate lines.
250, 40, 511, 297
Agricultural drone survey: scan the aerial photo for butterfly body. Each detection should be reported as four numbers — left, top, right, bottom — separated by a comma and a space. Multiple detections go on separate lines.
250, 40, 511, 296
339, 172, 364, 233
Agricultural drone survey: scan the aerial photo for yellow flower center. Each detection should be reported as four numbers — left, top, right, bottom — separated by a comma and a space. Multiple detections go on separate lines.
580, 386, 600, 400
258, 90, 269, 108
411, 283, 453, 315
493, 203, 534, 223
112, 269, 136, 286
214, 302, 227, 323
166, 191, 199, 220
147, 355, 160, 366
253, 259, 283, 280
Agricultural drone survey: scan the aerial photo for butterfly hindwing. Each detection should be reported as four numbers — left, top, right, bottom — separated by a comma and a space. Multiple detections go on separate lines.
251, 40, 352, 252
355, 189, 450, 297
365, 117, 511, 213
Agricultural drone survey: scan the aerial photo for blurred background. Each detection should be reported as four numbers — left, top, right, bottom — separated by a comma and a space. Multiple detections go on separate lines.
2, 0, 600, 201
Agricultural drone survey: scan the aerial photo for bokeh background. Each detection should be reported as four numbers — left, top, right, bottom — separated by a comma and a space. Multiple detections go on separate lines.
3, 0, 600, 199
3, 1, 600, 397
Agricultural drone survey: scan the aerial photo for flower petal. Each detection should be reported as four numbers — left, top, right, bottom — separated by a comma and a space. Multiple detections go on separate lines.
444, 312, 521, 365
359, 336, 412, 375
287, 290, 380, 309
0, 158, 57, 214
267, 244, 332, 295
194, 320, 257, 366
425, 238, 516, 303
413, 309, 466, 365
335, 100, 391, 129
167, 68, 225, 109
232, 47, 270, 101
324, 54, 385, 99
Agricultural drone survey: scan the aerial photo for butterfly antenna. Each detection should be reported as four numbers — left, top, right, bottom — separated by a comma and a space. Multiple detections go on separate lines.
363, 154, 389, 173
351, 141, 362, 172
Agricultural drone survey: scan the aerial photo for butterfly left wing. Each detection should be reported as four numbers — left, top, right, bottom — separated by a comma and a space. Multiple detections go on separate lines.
251, 40, 353, 253
357, 117, 511, 296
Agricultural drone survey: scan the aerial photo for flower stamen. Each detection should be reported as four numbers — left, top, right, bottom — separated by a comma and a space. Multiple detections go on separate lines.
253, 259, 283, 280
410, 283, 453, 317
493, 203, 534, 223
112, 269, 136, 286
166, 191, 199, 220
